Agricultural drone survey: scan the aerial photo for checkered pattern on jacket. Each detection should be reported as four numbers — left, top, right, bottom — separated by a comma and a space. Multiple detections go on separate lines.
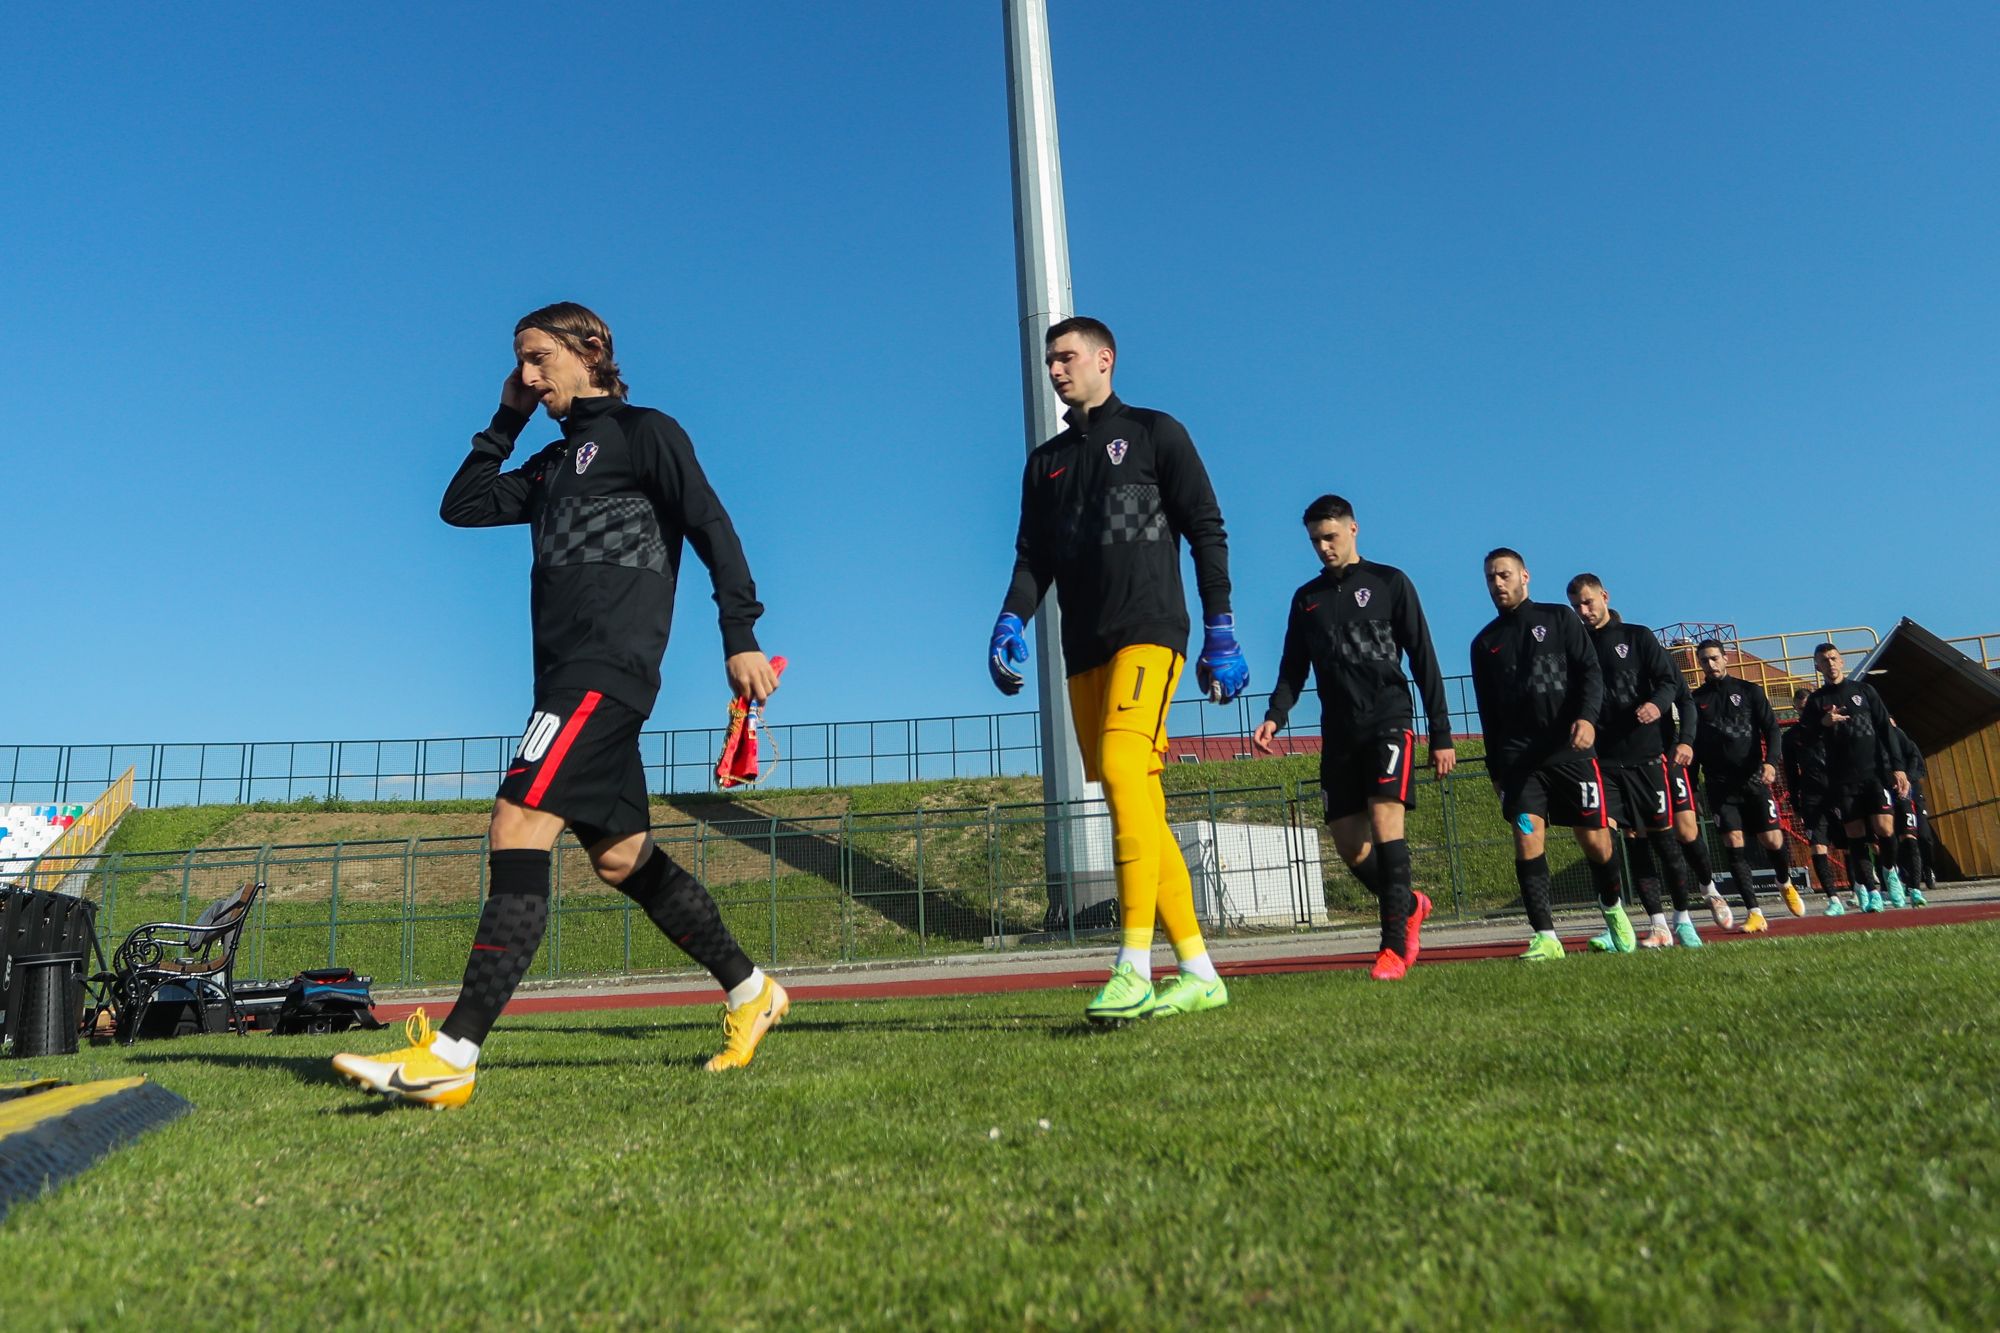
1527, 652, 1570, 698
1329, 618, 1398, 665
1099, 484, 1168, 545
536, 496, 669, 574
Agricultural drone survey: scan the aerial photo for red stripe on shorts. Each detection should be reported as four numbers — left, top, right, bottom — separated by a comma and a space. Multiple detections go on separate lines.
525, 691, 602, 807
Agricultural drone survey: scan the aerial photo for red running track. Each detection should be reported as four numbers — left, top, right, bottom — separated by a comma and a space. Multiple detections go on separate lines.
376, 898, 2000, 1024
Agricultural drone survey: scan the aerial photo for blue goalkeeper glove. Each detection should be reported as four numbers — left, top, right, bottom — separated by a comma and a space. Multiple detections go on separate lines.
989, 612, 1029, 695
1196, 613, 1249, 703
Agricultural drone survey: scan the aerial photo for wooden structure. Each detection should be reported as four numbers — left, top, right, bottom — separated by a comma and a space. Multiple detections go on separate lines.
1861, 619, 2000, 878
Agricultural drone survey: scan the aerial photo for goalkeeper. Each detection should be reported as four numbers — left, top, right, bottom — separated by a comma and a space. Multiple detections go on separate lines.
988, 316, 1246, 1023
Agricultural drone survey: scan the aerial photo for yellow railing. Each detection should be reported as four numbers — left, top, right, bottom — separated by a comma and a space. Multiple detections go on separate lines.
25, 766, 135, 893
1946, 634, 2000, 670
1659, 626, 1880, 713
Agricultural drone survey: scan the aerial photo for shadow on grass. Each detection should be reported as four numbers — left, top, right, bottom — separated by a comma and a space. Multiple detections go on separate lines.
524, 1014, 1078, 1040
127, 1047, 345, 1087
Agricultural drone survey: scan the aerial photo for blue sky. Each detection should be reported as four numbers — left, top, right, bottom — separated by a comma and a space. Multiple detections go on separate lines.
7, 3, 1997, 747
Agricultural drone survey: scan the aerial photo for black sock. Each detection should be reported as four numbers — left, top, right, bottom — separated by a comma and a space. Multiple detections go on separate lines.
619, 844, 755, 992
1589, 855, 1624, 909
1849, 838, 1879, 890
1875, 836, 1899, 880
1767, 841, 1794, 891
1516, 855, 1554, 933
441, 849, 551, 1046
1348, 850, 1386, 898
1727, 847, 1759, 912
1812, 852, 1835, 894
1681, 832, 1715, 888
1374, 839, 1413, 956
1649, 831, 1693, 912
1917, 837, 1936, 886
1897, 839, 1922, 890
1625, 838, 1664, 917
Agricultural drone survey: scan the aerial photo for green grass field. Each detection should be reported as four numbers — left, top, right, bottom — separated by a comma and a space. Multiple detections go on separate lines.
11, 921, 1991, 1329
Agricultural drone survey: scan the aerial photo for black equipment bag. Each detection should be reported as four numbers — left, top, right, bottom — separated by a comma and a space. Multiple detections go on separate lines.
273, 969, 385, 1035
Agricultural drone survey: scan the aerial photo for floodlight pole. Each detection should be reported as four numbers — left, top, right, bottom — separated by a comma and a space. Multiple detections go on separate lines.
1004, 0, 1089, 927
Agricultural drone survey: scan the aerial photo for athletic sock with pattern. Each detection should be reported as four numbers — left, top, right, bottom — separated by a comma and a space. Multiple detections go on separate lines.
1895, 838, 1921, 891
1624, 837, 1664, 918
1516, 855, 1555, 934
1727, 847, 1760, 912
1681, 832, 1716, 891
1373, 839, 1414, 956
1649, 831, 1694, 912
1766, 840, 1794, 890
1589, 855, 1623, 909
618, 843, 755, 992
1848, 837, 1880, 892
441, 849, 551, 1046
1348, 847, 1386, 898
1811, 851, 1836, 894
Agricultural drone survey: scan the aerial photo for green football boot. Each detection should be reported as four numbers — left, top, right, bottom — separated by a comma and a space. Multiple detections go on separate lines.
1085, 962, 1159, 1023
1520, 934, 1566, 963
1674, 920, 1704, 948
1597, 906, 1637, 953
1150, 973, 1229, 1017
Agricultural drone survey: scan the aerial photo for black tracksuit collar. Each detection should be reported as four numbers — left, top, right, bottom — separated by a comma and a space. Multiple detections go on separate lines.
1063, 393, 1125, 432
561, 396, 623, 436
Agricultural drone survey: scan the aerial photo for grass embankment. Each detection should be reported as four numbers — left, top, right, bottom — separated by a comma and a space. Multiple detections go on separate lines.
7, 922, 1995, 1327
84, 743, 1590, 986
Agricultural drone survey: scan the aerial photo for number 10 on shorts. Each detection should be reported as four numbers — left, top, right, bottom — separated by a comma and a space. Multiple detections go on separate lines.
517, 711, 562, 763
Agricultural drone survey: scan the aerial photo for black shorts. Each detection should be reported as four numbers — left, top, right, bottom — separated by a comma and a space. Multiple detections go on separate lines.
1665, 762, 1699, 819
1320, 728, 1418, 822
1793, 793, 1836, 845
1895, 783, 1929, 839
497, 688, 652, 846
1603, 758, 1674, 833
1708, 774, 1780, 836
1828, 780, 1894, 827
1499, 754, 1611, 832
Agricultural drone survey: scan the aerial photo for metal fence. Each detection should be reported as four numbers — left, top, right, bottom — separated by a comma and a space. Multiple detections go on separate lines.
9, 617, 1927, 808
7, 768, 1721, 991
1, 682, 1487, 807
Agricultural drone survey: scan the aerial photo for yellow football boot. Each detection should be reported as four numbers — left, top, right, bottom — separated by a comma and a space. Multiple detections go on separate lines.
332, 1009, 476, 1110
705, 976, 790, 1071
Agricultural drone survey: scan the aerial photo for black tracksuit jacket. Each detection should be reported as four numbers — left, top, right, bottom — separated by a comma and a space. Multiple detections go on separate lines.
1263, 560, 1453, 774
1002, 394, 1230, 675
1781, 720, 1831, 800
1691, 675, 1783, 787
1470, 600, 1603, 780
1801, 676, 1898, 791
440, 398, 763, 715
1888, 726, 1927, 785
1656, 674, 1699, 761
1585, 613, 1680, 766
